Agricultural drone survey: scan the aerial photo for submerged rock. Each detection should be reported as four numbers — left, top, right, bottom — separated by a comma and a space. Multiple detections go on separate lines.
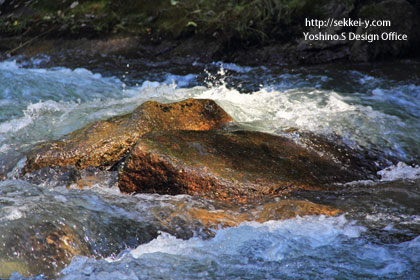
119, 130, 377, 202
173, 199, 340, 229
23, 98, 232, 174
0, 222, 90, 278
21, 165, 119, 189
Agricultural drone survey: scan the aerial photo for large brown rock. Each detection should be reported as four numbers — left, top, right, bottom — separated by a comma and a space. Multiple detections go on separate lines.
119, 130, 376, 202
23, 99, 232, 174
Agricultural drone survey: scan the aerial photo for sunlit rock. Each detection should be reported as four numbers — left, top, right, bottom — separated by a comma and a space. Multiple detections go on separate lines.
23, 98, 232, 174
170, 200, 341, 229
119, 130, 377, 202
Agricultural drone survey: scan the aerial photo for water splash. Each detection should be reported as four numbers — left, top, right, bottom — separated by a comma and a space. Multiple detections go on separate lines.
60, 215, 420, 280
1, 59, 420, 279
378, 162, 420, 181
1, 60, 419, 165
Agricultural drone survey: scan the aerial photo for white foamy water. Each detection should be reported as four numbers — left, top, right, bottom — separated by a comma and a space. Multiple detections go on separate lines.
60, 215, 419, 280
190, 84, 417, 160
378, 162, 420, 181
0, 61, 122, 105
127, 215, 363, 260
1, 59, 420, 279
211, 61, 255, 73
1, 60, 419, 160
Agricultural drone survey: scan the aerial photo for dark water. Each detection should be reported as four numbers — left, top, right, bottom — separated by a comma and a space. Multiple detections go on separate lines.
0, 55, 419, 279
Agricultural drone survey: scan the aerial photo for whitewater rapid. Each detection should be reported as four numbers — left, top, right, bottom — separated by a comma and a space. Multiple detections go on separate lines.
0, 57, 419, 279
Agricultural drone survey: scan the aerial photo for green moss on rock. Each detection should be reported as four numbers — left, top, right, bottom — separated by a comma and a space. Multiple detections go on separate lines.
0, 0, 339, 45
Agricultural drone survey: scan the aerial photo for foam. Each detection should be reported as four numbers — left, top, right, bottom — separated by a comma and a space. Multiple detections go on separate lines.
0, 207, 23, 221
0, 100, 74, 134
378, 162, 420, 181
0, 60, 20, 70
163, 74, 197, 88
60, 215, 419, 279
127, 215, 363, 261
1, 62, 419, 168
211, 61, 254, 73
191, 83, 414, 159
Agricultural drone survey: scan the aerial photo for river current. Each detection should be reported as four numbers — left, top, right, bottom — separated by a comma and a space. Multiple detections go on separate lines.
0, 55, 419, 279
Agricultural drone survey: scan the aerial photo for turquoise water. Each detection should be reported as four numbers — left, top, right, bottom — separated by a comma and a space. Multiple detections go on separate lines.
0, 56, 419, 279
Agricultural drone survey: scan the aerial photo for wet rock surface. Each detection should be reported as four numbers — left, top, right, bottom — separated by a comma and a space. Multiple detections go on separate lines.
119, 129, 379, 202
285, 129, 393, 178
0, 175, 342, 279
21, 97, 392, 204
23, 98, 232, 174
175, 199, 341, 229
0, 222, 90, 278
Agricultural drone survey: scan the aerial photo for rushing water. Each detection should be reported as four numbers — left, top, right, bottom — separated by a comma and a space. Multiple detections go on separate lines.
0, 55, 419, 279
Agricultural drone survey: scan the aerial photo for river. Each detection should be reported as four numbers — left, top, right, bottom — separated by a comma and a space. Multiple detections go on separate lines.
0, 54, 419, 279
